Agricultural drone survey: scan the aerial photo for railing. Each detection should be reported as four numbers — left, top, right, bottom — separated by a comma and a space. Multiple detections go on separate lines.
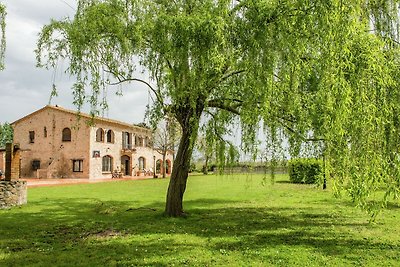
122, 144, 133, 150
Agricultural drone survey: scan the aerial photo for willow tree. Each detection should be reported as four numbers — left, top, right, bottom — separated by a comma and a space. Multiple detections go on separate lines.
36, 0, 400, 217
0, 3, 6, 70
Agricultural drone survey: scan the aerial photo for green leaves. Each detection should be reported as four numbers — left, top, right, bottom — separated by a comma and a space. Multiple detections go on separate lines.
36, 0, 400, 216
0, 122, 13, 149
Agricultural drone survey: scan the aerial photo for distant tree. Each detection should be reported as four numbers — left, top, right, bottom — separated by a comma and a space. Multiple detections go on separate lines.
37, 0, 400, 217
0, 122, 13, 148
153, 117, 180, 178
135, 122, 150, 129
0, 3, 6, 70
195, 135, 214, 175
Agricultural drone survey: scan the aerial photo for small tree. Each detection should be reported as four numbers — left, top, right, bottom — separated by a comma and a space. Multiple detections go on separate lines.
0, 122, 13, 149
153, 117, 180, 178
195, 134, 215, 175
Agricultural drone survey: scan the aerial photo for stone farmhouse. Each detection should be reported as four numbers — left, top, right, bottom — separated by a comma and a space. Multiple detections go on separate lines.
7, 105, 173, 179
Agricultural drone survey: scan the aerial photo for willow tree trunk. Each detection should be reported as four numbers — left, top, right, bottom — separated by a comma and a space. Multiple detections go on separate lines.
165, 119, 199, 217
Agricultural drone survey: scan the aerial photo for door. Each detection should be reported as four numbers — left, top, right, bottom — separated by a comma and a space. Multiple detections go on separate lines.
121, 155, 131, 176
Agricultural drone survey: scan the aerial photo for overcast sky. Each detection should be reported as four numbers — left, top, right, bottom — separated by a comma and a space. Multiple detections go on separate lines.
0, 0, 149, 125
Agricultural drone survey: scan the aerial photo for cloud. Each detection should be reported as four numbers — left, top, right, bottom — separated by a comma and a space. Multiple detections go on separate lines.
0, 0, 148, 125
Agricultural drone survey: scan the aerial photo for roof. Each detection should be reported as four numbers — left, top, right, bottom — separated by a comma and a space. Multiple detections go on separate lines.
11, 105, 151, 133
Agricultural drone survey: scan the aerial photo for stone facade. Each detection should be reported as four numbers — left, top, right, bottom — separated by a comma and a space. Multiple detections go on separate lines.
12, 105, 174, 179
0, 181, 27, 209
9, 144, 21, 179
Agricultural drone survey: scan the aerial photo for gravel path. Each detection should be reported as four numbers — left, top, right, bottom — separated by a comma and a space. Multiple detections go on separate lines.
20, 176, 156, 188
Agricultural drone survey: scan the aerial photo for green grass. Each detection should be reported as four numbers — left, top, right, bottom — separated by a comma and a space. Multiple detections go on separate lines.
1, 174, 399, 266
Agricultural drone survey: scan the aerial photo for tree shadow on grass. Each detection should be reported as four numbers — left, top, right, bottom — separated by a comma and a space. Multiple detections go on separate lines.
0, 197, 399, 266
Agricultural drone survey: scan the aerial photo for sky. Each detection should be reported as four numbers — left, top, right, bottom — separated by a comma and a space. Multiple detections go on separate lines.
0, 0, 149, 125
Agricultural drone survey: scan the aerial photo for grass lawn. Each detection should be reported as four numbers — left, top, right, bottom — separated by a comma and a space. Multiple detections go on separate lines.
1, 174, 399, 266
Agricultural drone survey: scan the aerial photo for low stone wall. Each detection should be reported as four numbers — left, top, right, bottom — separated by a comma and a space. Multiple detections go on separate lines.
0, 181, 27, 209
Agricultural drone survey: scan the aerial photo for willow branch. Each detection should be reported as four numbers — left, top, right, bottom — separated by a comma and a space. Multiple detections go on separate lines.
220, 69, 246, 82
204, 111, 228, 143
104, 68, 165, 108
277, 118, 324, 142
206, 68, 246, 93
207, 99, 241, 115
165, 58, 178, 89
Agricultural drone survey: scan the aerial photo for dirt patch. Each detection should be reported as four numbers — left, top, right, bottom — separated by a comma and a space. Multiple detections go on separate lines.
89, 229, 126, 239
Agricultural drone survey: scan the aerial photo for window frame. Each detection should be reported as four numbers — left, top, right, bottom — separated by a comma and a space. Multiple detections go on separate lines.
96, 128, 104, 142
138, 157, 146, 170
72, 159, 83, 172
122, 132, 132, 149
106, 129, 114, 143
102, 155, 113, 173
62, 128, 72, 142
29, 131, 35, 143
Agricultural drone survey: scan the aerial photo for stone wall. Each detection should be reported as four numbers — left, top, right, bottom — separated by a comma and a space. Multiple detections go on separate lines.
0, 181, 27, 209
11, 146, 21, 179
13, 107, 91, 178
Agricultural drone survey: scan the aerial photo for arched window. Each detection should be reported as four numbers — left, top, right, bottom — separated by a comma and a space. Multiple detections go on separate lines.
138, 157, 146, 170
106, 130, 114, 143
62, 128, 71, 142
102, 155, 113, 172
96, 128, 104, 142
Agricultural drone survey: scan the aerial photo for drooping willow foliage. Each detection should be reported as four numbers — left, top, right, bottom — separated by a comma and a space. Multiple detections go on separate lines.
0, 3, 6, 70
36, 0, 400, 216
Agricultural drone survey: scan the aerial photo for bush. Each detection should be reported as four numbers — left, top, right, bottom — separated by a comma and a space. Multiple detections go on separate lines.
288, 158, 323, 184
189, 163, 196, 173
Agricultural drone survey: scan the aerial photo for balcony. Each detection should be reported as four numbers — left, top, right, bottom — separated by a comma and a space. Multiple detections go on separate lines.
121, 144, 135, 154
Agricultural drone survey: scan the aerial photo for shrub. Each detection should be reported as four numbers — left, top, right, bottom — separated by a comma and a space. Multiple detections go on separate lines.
288, 158, 323, 184
189, 163, 196, 173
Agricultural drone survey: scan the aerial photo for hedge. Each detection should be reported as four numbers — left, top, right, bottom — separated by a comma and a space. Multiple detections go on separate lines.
288, 158, 323, 184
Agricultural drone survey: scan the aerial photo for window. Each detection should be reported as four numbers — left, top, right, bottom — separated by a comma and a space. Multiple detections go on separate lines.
106, 130, 114, 143
135, 136, 143, 147
44, 127, 47, 138
62, 128, 72, 142
102, 155, 113, 172
147, 137, 153, 147
122, 132, 132, 149
96, 128, 104, 142
138, 157, 146, 170
72, 160, 83, 172
32, 160, 40, 170
145, 137, 151, 147
29, 131, 35, 143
